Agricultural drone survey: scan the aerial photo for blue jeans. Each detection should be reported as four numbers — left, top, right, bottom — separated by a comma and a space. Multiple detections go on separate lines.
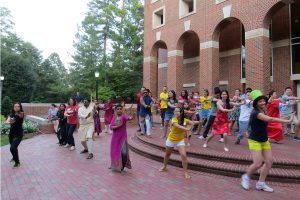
237, 121, 249, 140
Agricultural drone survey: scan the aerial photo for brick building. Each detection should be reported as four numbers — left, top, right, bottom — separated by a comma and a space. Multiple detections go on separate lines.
143, 0, 300, 98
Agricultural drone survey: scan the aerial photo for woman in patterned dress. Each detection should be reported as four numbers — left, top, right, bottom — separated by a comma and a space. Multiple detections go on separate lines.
203, 90, 242, 152
229, 89, 242, 135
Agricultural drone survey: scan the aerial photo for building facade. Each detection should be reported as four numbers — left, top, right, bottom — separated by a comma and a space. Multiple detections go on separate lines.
143, 0, 300, 98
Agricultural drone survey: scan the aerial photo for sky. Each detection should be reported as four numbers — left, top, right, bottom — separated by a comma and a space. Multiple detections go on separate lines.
1, 0, 89, 68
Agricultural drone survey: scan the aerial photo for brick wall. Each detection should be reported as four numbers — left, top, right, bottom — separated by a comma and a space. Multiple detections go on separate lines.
144, 0, 297, 96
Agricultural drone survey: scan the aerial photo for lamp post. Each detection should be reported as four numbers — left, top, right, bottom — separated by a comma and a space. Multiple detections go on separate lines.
0, 76, 4, 102
95, 72, 99, 101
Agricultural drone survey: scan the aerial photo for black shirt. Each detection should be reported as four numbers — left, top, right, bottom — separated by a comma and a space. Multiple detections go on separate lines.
56, 110, 67, 126
9, 113, 24, 136
248, 110, 268, 142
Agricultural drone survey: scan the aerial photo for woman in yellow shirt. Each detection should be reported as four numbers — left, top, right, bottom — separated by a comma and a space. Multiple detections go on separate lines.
159, 107, 199, 179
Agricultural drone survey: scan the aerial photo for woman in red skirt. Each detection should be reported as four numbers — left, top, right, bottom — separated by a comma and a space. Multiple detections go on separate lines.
267, 90, 283, 143
203, 90, 242, 152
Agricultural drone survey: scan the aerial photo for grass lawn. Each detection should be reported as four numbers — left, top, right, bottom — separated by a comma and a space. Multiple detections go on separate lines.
0, 132, 36, 147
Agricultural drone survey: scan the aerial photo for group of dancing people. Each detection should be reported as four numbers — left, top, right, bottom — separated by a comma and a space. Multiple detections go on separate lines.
136, 85, 298, 192
5, 85, 299, 192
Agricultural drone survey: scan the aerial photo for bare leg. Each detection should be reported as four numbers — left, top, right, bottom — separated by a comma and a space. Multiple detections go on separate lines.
163, 120, 169, 138
223, 133, 229, 151
246, 151, 264, 177
178, 146, 191, 179
259, 150, 273, 182
204, 134, 214, 145
159, 147, 173, 171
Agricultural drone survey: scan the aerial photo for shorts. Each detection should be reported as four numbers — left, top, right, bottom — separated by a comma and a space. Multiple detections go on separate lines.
164, 113, 174, 121
248, 139, 271, 151
165, 139, 185, 148
78, 124, 94, 141
201, 109, 211, 119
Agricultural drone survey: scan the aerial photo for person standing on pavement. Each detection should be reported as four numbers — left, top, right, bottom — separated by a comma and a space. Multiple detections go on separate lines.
159, 86, 168, 128
78, 98, 95, 159
136, 87, 146, 132
110, 104, 135, 174
56, 104, 67, 145
241, 90, 294, 192
64, 97, 78, 151
74, 91, 82, 105
139, 89, 153, 137
279, 87, 300, 141
162, 90, 178, 138
199, 87, 221, 140
159, 107, 200, 179
103, 98, 114, 134
6, 102, 25, 168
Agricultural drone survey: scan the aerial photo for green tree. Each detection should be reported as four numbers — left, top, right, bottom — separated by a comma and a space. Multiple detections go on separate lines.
1, 96, 13, 117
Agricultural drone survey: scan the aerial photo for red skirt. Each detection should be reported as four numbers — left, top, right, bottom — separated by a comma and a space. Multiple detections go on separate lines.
267, 122, 283, 141
212, 112, 229, 135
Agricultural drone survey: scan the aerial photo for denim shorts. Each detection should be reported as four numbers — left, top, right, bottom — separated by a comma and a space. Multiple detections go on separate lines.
201, 109, 211, 119
164, 113, 174, 121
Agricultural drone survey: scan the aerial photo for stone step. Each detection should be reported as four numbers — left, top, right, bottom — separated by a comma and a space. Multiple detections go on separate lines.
128, 135, 300, 183
135, 133, 300, 169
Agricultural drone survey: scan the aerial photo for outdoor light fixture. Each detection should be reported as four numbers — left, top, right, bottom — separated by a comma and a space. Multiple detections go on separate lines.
0, 76, 4, 81
95, 71, 99, 78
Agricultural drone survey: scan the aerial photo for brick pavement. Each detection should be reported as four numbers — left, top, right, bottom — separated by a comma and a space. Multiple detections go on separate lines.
1, 128, 300, 200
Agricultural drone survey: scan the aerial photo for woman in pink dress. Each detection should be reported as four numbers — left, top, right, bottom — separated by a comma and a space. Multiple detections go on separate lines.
110, 104, 134, 173
267, 90, 283, 143
203, 90, 242, 152
104, 98, 114, 133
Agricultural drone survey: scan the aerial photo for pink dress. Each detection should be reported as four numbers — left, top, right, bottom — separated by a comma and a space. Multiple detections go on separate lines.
212, 102, 229, 135
104, 102, 114, 125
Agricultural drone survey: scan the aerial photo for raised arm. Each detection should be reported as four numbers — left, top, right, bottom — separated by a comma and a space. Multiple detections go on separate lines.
257, 112, 294, 123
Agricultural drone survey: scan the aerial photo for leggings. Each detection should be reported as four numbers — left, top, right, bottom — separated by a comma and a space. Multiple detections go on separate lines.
9, 134, 23, 164
66, 124, 77, 146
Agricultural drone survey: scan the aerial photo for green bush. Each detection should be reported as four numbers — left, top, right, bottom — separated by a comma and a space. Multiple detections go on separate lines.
1, 96, 13, 117
0, 120, 39, 135
0, 114, 6, 122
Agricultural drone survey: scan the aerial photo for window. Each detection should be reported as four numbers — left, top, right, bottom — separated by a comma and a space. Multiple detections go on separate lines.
215, 0, 227, 4
291, 3, 300, 74
241, 26, 246, 79
153, 7, 165, 28
179, 0, 196, 18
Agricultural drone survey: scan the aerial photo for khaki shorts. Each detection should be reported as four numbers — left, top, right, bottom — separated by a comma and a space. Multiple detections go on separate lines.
78, 123, 94, 141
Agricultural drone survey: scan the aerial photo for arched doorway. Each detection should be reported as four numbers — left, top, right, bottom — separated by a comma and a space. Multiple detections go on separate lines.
213, 18, 246, 95
149, 40, 168, 97
176, 31, 200, 92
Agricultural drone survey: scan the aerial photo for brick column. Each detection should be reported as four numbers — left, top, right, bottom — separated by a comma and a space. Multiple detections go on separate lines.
199, 41, 219, 92
167, 50, 184, 93
143, 56, 158, 97
245, 28, 271, 93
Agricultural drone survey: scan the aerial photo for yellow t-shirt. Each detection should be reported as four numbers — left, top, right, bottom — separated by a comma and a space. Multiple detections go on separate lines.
160, 92, 168, 109
200, 96, 212, 110
168, 118, 190, 142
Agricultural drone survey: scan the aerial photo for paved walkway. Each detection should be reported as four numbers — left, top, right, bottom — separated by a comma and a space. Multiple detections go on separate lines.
1, 129, 300, 200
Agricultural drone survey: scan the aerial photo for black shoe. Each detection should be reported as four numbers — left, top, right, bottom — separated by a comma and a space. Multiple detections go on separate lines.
137, 129, 141, 132
13, 162, 21, 168
86, 153, 93, 159
235, 139, 240, 145
80, 149, 88, 154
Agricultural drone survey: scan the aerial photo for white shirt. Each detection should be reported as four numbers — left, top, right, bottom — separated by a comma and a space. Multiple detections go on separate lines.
239, 99, 253, 122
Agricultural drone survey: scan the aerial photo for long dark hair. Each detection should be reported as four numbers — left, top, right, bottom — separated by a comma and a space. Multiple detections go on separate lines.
181, 90, 188, 100
221, 90, 230, 109
168, 90, 177, 102
68, 97, 77, 106
11, 102, 23, 115
268, 90, 276, 101
178, 107, 185, 126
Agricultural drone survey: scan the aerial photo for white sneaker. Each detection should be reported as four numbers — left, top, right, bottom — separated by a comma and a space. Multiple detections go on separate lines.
198, 135, 205, 140
203, 143, 208, 148
64, 144, 70, 148
70, 146, 75, 151
224, 147, 229, 152
256, 182, 274, 192
241, 174, 250, 190
219, 138, 224, 143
